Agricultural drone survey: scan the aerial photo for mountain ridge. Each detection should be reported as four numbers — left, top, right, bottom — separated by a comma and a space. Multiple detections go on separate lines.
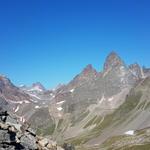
0, 51, 150, 150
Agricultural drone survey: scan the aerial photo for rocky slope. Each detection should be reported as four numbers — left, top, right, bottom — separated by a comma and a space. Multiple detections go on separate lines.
45, 52, 150, 149
80, 77, 150, 150
0, 108, 64, 150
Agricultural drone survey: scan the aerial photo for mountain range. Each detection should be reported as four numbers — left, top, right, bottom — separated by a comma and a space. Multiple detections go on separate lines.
0, 51, 150, 150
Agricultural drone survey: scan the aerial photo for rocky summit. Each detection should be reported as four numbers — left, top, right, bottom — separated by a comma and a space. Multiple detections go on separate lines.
0, 52, 150, 150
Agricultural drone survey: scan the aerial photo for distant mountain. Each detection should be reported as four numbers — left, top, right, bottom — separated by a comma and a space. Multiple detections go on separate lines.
0, 75, 54, 125
0, 75, 31, 103
20, 82, 46, 93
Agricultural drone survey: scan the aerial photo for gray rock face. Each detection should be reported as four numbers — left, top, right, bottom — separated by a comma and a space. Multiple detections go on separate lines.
129, 63, 144, 79
0, 98, 8, 112
64, 64, 98, 91
0, 110, 64, 150
63, 143, 75, 150
0, 76, 30, 101
32, 82, 46, 91
143, 66, 150, 77
20, 132, 37, 149
52, 52, 138, 116
103, 51, 125, 71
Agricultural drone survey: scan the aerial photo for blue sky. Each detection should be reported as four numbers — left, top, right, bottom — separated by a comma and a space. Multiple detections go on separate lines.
0, 0, 150, 88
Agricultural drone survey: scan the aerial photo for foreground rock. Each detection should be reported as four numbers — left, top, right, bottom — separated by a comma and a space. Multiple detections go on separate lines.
0, 111, 64, 150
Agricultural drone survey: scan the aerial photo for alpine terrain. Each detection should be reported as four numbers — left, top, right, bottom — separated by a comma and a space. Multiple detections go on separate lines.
0, 51, 150, 150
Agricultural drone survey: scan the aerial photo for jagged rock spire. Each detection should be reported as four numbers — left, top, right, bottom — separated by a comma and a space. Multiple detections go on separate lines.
82, 64, 97, 76
32, 82, 46, 91
129, 63, 145, 79
104, 51, 125, 71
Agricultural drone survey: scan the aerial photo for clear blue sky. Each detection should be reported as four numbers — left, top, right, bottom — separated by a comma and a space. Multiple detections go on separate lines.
0, 0, 150, 88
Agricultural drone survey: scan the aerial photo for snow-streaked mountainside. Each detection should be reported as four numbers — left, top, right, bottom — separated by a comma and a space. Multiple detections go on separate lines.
0, 51, 150, 150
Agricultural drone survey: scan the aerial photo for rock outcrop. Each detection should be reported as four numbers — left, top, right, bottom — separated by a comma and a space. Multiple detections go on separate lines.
0, 110, 64, 150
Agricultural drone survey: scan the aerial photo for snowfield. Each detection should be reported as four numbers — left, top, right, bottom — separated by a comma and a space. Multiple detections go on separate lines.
124, 130, 135, 135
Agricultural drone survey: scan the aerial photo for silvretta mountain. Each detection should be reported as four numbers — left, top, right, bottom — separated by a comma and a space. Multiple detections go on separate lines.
0, 51, 150, 150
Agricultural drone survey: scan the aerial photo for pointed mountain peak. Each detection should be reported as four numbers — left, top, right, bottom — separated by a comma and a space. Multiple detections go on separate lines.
0, 75, 14, 87
108, 51, 118, 57
129, 63, 141, 71
129, 63, 145, 79
83, 64, 93, 71
104, 51, 125, 71
82, 64, 97, 76
31, 82, 46, 92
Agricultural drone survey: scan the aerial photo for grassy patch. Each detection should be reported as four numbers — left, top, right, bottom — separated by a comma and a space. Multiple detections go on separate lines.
36, 123, 56, 136
144, 102, 150, 110
115, 91, 142, 116
83, 116, 97, 128
137, 101, 146, 110
57, 119, 63, 129
66, 91, 143, 146
71, 110, 89, 126
102, 135, 125, 147
116, 143, 150, 150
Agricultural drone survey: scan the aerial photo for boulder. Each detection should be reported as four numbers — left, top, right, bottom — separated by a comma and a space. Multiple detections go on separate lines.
38, 138, 49, 147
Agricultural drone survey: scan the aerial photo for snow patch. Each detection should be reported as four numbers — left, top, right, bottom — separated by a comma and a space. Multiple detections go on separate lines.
28, 93, 41, 100
70, 88, 75, 93
30, 99, 38, 103
19, 84, 25, 87
125, 130, 134, 135
50, 93, 54, 96
35, 105, 40, 109
24, 100, 30, 104
57, 107, 63, 111
120, 66, 126, 76
103, 68, 111, 77
28, 86, 43, 92
108, 96, 114, 102
14, 105, 20, 113
52, 95, 55, 98
20, 116, 26, 123
99, 95, 105, 104
57, 101, 65, 105
121, 78, 124, 82
9, 100, 23, 104
120, 66, 125, 70
140, 67, 146, 79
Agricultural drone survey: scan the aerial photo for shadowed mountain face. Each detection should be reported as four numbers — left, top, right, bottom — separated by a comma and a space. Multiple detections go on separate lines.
0, 76, 31, 102
0, 52, 150, 150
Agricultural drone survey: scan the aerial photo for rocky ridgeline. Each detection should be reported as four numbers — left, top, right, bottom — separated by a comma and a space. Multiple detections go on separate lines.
0, 111, 65, 150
